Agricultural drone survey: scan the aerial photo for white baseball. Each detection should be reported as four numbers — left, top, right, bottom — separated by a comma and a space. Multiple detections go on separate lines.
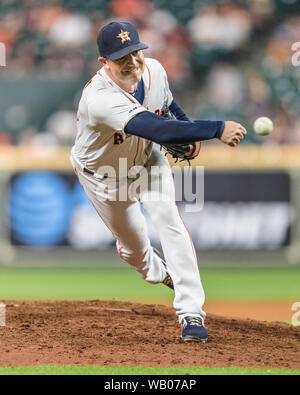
253, 117, 273, 136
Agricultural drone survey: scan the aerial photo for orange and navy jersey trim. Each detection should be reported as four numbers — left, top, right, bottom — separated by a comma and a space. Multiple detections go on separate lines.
122, 92, 136, 104
145, 63, 151, 90
133, 137, 141, 166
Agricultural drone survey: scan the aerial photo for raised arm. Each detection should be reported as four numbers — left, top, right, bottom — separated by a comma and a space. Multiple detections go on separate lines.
125, 111, 246, 147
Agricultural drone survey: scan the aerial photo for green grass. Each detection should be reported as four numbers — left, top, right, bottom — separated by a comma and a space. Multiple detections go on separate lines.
0, 366, 299, 375
0, 266, 299, 301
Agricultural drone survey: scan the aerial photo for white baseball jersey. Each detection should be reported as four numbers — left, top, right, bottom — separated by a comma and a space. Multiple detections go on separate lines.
72, 58, 173, 176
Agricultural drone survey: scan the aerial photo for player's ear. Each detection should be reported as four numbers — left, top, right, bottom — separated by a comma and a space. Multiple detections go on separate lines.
98, 57, 107, 65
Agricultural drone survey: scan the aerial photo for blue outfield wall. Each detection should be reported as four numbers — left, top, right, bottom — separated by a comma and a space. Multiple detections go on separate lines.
5, 170, 293, 252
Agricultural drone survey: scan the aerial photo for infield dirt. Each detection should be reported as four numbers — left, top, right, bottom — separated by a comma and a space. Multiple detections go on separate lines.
0, 300, 299, 369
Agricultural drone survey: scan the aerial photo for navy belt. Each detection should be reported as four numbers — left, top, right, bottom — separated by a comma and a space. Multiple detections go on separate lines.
83, 167, 108, 179
83, 167, 94, 175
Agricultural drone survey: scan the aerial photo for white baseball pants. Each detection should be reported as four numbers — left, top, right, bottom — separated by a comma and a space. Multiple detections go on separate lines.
70, 147, 206, 322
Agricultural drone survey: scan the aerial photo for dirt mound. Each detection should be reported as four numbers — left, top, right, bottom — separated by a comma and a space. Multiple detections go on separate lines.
0, 300, 299, 369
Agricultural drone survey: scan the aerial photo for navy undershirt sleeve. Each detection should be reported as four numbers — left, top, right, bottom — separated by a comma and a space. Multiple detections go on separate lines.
125, 111, 225, 144
169, 100, 190, 121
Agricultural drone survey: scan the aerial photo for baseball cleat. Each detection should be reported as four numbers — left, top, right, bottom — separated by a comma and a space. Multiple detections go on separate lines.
153, 248, 174, 290
181, 316, 208, 343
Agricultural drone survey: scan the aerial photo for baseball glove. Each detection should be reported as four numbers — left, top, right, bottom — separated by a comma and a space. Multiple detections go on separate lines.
163, 141, 201, 163
160, 105, 201, 164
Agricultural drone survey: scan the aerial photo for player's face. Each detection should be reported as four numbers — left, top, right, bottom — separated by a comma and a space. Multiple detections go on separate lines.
100, 50, 145, 87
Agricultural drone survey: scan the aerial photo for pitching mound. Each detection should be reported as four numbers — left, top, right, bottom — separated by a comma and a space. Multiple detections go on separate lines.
0, 300, 299, 369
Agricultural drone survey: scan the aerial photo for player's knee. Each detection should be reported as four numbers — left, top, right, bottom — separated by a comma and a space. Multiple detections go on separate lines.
116, 244, 148, 265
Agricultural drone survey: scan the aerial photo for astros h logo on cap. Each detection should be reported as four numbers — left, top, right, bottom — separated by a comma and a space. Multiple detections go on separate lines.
117, 29, 131, 44
97, 21, 148, 61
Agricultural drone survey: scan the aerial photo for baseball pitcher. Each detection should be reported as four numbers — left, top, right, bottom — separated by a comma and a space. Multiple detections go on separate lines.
70, 21, 247, 342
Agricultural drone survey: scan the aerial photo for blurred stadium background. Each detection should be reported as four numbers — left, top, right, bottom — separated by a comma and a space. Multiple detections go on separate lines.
0, 0, 299, 322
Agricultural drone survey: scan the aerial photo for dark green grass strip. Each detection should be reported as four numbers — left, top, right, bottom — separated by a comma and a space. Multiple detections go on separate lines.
0, 366, 299, 375
0, 266, 299, 301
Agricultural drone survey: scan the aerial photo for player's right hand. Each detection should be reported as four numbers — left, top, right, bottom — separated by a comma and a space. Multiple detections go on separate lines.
221, 121, 247, 147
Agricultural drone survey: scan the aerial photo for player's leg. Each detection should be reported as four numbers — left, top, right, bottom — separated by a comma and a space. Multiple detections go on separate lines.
140, 147, 206, 320
99, 200, 167, 284
72, 164, 167, 284
143, 198, 206, 319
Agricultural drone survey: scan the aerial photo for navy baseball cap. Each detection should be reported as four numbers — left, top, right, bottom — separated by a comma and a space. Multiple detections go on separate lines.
97, 21, 148, 60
